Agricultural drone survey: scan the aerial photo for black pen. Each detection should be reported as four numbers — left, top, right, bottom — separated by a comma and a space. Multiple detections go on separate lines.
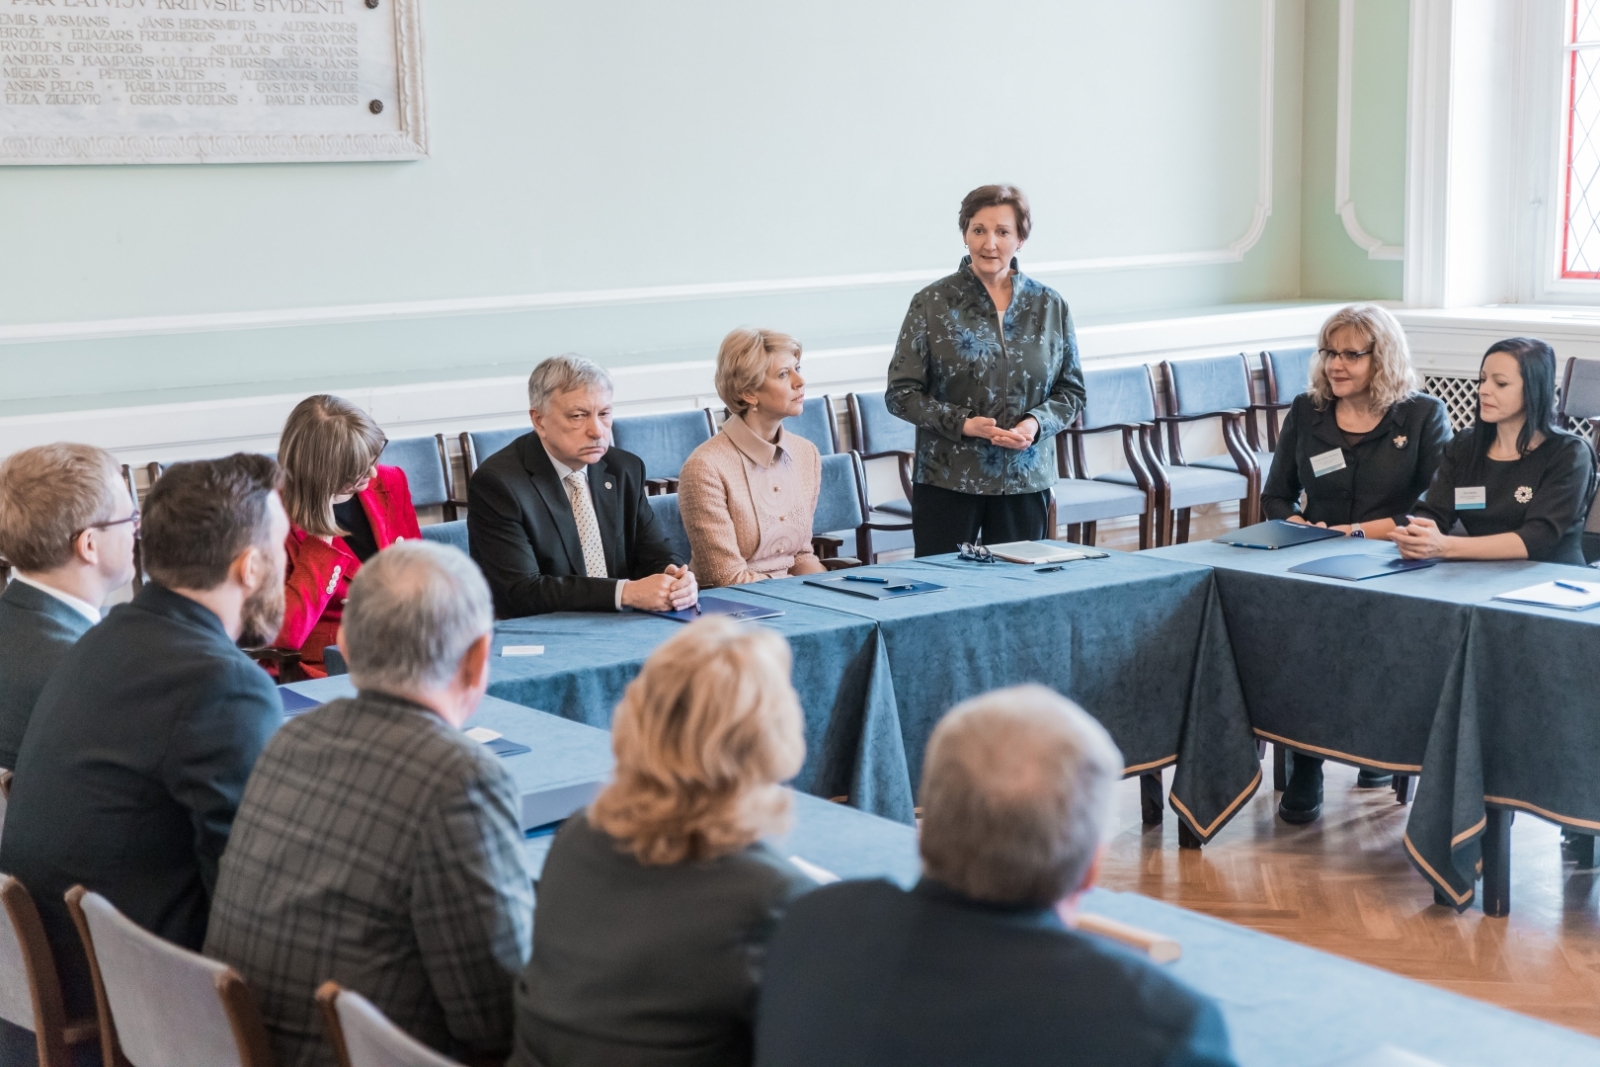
1035, 565, 1064, 573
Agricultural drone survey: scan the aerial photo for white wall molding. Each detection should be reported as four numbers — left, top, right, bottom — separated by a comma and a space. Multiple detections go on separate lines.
1336, 0, 1404, 261
1403, 0, 1454, 306
0, 0, 1276, 349
0, 302, 1341, 464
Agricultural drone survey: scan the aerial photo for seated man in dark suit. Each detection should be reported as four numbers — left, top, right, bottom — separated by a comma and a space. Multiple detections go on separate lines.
468, 353, 698, 616
206, 542, 533, 1067
0, 443, 138, 770
0, 454, 288, 1021
754, 685, 1238, 1067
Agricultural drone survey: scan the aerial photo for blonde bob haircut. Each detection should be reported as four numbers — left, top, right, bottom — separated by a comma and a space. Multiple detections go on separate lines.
589, 615, 806, 865
715, 328, 802, 417
278, 395, 388, 539
1307, 304, 1419, 412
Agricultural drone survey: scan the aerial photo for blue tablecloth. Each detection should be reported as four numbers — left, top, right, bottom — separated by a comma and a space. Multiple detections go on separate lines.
734, 551, 1262, 842
486, 586, 913, 823
1148, 537, 1600, 908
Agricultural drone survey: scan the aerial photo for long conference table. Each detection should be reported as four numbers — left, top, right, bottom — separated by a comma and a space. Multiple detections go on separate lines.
281, 679, 1600, 1066
1151, 537, 1600, 914
478, 550, 1263, 843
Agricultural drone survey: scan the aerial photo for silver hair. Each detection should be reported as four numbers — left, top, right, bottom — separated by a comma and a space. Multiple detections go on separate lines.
342, 541, 494, 693
527, 353, 614, 414
918, 685, 1123, 907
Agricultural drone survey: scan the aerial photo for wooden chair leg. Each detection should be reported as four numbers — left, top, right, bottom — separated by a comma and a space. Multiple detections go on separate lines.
1176, 508, 1192, 544
1273, 744, 1287, 791
1137, 512, 1151, 551
1082, 521, 1097, 546
1570, 832, 1597, 869
1178, 821, 1203, 849
1064, 523, 1081, 544
1393, 774, 1413, 804
1139, 772, 1163, 826
1482, 807, 1514, 917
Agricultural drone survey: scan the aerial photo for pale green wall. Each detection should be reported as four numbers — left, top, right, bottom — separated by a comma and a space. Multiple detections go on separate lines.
1299, 0, 1409, 299
0, 0, 1373, 417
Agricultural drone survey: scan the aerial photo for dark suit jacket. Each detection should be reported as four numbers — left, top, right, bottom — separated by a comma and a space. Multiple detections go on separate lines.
1262, 393, 1452, 527
754, 879, 1237, 1067
0, 583, 280, 1016
0, 581, 94, 770
468, 433, 681, 616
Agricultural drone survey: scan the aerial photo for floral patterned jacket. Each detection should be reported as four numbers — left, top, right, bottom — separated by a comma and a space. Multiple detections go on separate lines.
886, 257, 1085, 495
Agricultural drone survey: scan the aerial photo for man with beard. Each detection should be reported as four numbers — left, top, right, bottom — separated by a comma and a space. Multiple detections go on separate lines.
0, 453, 288, 1022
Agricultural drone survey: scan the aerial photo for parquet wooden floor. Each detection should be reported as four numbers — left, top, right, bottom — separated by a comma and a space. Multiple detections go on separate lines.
1102, 759, 1600, 1037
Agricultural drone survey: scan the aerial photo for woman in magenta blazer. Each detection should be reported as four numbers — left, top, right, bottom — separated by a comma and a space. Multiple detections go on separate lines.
272, 395, 421, 677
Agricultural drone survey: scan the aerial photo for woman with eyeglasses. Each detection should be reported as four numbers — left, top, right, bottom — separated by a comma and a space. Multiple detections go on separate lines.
1395, 336, 1596, 566
1261, 304, 1451, 824
271, 394, 421, 677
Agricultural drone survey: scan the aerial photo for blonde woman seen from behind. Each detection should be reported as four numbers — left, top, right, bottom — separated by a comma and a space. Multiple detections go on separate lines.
507, 616, 813, 1067
678, 328, 825, 587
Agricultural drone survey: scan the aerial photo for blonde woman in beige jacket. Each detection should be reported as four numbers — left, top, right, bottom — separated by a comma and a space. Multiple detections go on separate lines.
678, 328, 826, 587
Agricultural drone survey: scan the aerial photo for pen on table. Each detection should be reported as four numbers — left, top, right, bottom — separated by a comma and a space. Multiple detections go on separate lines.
1553, 580, 1592, 594
843, 575, 889, 584
1036, 565, 1065, 573
692, 601, 702, 615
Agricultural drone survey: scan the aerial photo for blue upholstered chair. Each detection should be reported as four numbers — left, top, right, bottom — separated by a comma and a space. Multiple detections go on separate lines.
1260, 346, 1318, 449
379, 435, 461, 520
1157, 356, 1264, 540
611, 409, 716, 494
419, 520, 469, 554
645, 492, 693, 565
460, 427, 527, 480
786, 396, 840, 456
847, 391, 915, 519
812, 451, 872, 566
1055, 367, 1161, 550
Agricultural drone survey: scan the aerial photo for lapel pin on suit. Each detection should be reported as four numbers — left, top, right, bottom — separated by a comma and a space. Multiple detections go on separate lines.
1393, 435, 1408, 448
604, 481, 613, 490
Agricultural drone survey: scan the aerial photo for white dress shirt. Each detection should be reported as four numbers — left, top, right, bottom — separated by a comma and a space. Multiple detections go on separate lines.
543, 445, 628, 611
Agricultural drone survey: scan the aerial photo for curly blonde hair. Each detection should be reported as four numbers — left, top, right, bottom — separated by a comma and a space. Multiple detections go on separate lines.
589, 616, 805, 865
1306, 304, 1419, 412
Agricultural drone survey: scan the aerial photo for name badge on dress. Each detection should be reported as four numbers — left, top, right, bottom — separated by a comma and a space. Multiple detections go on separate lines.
1455, 486, 1487, 510
1310, 448, 1347, 477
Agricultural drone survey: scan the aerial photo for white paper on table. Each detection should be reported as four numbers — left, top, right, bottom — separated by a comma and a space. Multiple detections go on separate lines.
501, 645, 546, 656
1492, 580, 1600, 611
788, 856, 841, 884
464, 727, 503, 743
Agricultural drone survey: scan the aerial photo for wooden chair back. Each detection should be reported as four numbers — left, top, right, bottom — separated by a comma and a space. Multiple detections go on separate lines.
0, 877, 98, 1067
64, 886, 275, 1067
316, 982, 462, 1067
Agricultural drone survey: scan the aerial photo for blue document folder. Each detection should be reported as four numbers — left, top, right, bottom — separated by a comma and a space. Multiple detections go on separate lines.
803, 575, 946, 600
1287, 554, 1438, 581
1215, 520, 1347, 550
649, 594, 784, 623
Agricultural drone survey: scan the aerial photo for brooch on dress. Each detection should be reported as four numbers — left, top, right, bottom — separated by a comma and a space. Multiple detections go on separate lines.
1515, 486, 1533, 504
1393, 435, 1408, 448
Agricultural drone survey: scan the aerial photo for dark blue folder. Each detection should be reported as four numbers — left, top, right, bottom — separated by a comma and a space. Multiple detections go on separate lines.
1287, 554, 1438, 581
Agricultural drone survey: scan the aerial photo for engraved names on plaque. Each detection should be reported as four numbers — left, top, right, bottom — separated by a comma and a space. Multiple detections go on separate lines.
0, 0, 425, 164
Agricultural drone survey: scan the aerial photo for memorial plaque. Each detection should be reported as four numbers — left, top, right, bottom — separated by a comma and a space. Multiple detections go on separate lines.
0, 0, 425, 164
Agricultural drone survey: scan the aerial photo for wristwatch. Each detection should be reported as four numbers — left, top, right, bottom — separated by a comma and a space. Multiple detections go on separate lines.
1350, 523, 1366, 538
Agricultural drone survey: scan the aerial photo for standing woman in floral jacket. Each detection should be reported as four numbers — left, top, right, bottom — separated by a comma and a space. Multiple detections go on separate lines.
886, 184, 1085, 556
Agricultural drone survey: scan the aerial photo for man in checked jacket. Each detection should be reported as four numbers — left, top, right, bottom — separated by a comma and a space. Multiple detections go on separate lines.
205, 542, 533, 1067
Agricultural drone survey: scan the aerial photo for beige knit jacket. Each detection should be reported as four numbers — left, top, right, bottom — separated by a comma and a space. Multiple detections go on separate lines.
677, 423, 824, 587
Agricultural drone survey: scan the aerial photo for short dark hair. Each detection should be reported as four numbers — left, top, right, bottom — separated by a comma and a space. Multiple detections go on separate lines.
958, 184, 1032, 241
142, 454, 282, 591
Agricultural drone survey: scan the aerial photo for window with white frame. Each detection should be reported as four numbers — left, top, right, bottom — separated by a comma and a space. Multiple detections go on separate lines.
1561, 0, 1600, 279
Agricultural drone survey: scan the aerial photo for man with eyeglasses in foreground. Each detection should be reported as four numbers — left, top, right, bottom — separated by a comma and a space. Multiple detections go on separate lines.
0, 443, 139, 772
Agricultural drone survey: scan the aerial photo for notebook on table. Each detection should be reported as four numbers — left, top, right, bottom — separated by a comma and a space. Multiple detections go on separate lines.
1215, 520, 1348, 550
984, 541, 1108, 564
648, 594, 784, 623
1492, 579, 1600, 611
1287, 555, 1438, 581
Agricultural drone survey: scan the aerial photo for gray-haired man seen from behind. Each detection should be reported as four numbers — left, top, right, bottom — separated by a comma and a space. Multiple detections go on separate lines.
205, 541, 534, 1067
754, 685, 1238, 1067
467, 353, 697, 616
